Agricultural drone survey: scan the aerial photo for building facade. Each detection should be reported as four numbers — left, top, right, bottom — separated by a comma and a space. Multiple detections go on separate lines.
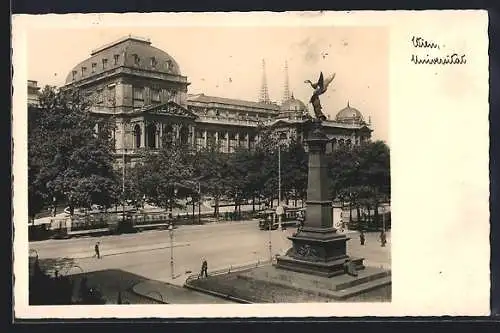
37, 36, 373, 165
28, 80, 40, 106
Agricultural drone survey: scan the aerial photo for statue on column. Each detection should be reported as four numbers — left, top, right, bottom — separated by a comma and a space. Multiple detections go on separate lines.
305, 72, 336, 121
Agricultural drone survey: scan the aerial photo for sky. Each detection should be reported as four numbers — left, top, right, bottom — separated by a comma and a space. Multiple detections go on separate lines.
27, 26, 389, 142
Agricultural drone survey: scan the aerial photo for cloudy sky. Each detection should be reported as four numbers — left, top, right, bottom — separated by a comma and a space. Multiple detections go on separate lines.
27, 26, 389, 142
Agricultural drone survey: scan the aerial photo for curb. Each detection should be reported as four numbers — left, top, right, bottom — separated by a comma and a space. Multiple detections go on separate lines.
130, 282, 169, 304
183, 281, 251, 304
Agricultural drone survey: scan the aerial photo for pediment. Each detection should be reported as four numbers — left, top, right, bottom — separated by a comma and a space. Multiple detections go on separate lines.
143, 101, 198, 119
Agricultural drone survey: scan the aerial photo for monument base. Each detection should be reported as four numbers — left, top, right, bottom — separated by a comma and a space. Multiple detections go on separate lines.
275, 226, 365, 277
238, 265, 391, 301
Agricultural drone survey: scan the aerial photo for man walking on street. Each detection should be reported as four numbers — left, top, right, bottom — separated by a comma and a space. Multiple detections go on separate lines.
380, 230, 387, 247
94, 242, 101, 259
360, 230, 365, 246
200, 258, 208, 278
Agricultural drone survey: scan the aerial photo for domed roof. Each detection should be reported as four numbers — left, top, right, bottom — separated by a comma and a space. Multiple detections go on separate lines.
65, 36, 182, 84
280, 94, 307, 112
335, 102, 365, 124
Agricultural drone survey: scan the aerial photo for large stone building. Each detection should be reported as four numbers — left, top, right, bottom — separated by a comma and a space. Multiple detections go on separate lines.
28, 80, 40, 106
37, 35, 373, 165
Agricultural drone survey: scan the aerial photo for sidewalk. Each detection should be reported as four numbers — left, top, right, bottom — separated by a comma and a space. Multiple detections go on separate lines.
132, 279, 234, 304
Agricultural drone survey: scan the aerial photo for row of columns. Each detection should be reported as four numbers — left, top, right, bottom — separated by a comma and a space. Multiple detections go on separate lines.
119, 120, 260, 152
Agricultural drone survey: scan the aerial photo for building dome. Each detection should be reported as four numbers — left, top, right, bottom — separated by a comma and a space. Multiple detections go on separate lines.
65, 36, 182, 84
335, 102, 365, 124
280, 94, 307, 112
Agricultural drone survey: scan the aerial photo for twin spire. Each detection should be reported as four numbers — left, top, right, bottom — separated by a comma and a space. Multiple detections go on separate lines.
258, 59, 293, 104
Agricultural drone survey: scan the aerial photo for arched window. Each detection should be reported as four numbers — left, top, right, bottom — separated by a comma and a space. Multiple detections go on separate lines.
133, 124, 141, 149
146, 124, 156, 149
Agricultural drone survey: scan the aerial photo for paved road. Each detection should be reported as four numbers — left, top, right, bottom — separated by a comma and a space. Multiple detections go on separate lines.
30, 221, 390, 303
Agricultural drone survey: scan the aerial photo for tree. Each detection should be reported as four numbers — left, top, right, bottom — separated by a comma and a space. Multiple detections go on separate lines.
281, 138, 308, 206
28, 86, 119, 219
131, 141, 195, 213
326, 140, 391, 228
193, 143, 232, 219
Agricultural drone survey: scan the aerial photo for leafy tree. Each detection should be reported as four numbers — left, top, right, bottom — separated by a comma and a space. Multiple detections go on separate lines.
281, 138, 308, 206
28, 86, 119, 219
131, 141, 195, 213
192, 142, 234, 219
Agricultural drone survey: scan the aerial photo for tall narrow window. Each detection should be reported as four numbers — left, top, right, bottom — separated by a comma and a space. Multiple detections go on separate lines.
91, 62, 97, 73
133, 54, 140, 66
72, 70, 77, 81
81, 66, 87, 77
133, 87, 144, 108
151, 88, 161, 103
151, 57, 157, 68
96, 89, 104, 104
114, 54, 120, 65
102, 58, 108, 69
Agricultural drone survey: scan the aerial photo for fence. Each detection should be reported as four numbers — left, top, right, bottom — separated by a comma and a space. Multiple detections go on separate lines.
185, 260, 268, 284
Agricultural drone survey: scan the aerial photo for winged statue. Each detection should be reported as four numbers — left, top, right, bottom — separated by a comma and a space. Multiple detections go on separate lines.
304, 72, 336, 121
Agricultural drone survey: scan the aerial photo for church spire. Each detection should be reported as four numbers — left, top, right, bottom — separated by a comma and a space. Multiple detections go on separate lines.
259, 59, 270, 104
282, 60, 291, 103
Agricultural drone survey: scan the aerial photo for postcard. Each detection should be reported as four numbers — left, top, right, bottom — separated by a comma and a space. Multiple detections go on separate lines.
12, 10, 490, 319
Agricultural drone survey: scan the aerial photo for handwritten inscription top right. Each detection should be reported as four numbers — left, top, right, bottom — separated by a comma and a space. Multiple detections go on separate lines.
411, 36, 467, 65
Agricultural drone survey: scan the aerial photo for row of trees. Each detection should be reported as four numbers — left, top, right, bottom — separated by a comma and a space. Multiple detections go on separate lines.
28, 86, 390, 222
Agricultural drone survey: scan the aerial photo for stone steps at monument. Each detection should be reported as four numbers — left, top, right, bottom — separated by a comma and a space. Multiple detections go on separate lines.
334, 275, 392, 300
334, 269, 390, 291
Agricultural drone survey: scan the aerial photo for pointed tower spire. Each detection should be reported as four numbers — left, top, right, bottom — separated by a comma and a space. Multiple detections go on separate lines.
259, 59, 270, 104
282, 60, 291, 103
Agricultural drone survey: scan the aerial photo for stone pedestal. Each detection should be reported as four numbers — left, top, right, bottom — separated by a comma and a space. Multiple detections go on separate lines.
275, 119, 365, 277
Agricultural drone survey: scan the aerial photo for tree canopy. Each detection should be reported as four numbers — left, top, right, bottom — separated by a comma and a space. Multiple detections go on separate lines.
28, 86, 119, 218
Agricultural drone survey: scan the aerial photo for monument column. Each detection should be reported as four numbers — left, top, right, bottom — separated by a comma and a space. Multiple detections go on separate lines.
276, 119, 365, 277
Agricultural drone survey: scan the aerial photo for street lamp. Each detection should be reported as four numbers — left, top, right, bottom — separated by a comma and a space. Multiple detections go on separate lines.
198, 182, 201, 224
277, 133, 287, 230
268, 214, 273, 262
168, 223, 174, 279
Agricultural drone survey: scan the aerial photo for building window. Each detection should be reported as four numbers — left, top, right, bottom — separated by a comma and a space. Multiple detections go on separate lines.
165, 60, 172, 71
133, 87, 144, 100
107, 85, 116, 106
72, 70, 77, 80
151, 57, 157, 68
133, 124, 141, 148
91, 62, 97, 73
133, 87, 144, 108
81, 66, 87, 76
96, 89, 104, 104
102, 58, 108, 69
133, 54, 140, 66
114, 54, 120, 65
151, 89, 161, 103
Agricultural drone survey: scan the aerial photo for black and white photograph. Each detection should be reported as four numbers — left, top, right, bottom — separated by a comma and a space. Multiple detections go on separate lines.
13, 11, 489, 318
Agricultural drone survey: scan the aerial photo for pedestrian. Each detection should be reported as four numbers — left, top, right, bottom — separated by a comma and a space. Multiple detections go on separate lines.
380, 230, 387, 247
200, 258, 208, 278
359, 230, 365, 245
94, 242, 101, 259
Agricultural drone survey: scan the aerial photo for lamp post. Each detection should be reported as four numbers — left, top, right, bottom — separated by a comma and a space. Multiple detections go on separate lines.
268, 214, 273, 262
121, 121, 127, 223
168, 223, 174, 280
198, 182, 201, 224
277, 133, 287, 230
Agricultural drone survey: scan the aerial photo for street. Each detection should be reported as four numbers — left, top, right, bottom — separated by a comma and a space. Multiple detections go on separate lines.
30, 220, 390, 303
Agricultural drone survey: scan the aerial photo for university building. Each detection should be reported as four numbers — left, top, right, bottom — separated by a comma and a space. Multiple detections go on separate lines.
32, 35, 373, 165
